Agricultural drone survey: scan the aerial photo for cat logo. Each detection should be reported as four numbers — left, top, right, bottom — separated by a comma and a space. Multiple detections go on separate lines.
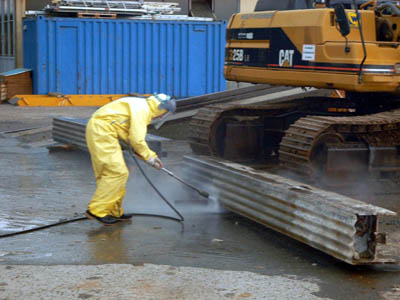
348, 12, 359, 27
279, 49, 295, 67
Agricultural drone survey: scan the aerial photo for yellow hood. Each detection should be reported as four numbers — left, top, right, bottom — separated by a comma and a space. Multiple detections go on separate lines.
146, 96, 167, 119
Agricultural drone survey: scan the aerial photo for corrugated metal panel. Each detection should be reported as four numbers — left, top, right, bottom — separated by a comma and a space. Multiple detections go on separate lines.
183, 156, 397, 265
52, 116, 168, 154
23, 16, 226, 98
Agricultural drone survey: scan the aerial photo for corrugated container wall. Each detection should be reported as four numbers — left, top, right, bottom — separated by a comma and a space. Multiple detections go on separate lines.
23, 16, 226, 97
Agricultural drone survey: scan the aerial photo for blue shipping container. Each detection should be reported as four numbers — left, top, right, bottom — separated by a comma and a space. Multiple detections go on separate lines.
23, 16, 226, 98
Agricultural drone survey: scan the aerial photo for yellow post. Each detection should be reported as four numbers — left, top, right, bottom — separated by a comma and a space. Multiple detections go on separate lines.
15, 0, 26, 68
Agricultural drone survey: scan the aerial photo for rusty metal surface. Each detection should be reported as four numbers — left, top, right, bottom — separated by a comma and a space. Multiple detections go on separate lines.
168, 86, 315, 125
183, 155, 397, 265
176, 85, 285, 111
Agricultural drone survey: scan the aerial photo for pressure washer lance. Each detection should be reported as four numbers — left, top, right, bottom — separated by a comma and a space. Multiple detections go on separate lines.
161, 168, 209, 198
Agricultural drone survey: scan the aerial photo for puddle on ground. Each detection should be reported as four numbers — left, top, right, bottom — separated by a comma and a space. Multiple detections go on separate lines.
0, 251, 33, 257
0, 215, 56, 233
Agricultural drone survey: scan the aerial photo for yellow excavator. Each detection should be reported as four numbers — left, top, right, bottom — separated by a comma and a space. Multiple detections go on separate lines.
189, 0, 400, 181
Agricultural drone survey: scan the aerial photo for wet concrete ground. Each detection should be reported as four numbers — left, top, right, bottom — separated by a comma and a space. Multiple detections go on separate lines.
0, 264, 333, 300
0, 104, 400, 299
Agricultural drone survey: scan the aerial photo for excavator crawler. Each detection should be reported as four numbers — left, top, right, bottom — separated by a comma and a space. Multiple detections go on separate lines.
189, 0, 400, 182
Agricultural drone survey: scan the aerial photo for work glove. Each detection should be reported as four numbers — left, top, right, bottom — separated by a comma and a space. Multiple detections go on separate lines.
146, 157, 164, 170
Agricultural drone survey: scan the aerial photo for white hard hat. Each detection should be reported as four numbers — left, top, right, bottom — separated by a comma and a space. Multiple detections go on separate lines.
155, 93, 170, 102
154, 93, 176, 113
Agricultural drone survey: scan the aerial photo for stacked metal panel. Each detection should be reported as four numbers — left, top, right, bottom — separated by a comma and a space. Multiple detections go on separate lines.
52, 116, 167, 154
23, 16, 226, 98
183, 155, 397, 265
52, 117, 88, 150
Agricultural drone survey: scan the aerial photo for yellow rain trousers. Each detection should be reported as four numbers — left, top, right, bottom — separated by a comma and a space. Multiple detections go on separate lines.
85, 96, 166, 218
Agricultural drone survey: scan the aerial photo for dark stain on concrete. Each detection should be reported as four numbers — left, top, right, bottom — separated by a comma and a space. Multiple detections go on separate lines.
78, 293, 93, 299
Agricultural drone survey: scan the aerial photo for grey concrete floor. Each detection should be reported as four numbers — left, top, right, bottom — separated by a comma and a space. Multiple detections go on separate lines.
0, 104, 400, 300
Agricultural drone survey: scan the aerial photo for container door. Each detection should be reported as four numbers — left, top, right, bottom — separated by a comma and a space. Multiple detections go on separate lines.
56, 22, 80, 94
188, 24, 207, 96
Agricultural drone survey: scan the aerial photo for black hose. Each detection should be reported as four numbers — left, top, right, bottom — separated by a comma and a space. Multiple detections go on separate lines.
0, 216, 88, 238
128, 148, 185, 222
0, 212, 183, 239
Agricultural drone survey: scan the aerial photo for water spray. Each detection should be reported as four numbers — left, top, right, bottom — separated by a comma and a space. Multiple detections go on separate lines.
161, 168, 210, 198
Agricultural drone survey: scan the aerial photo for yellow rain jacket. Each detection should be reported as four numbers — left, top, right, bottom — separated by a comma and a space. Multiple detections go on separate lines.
85, 96, 166, 218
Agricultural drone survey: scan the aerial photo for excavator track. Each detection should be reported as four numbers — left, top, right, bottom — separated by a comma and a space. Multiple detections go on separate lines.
280, 109, 400, 175
189, 96, 400, 178
189, 104, 228, 156
189, 100, 307, 157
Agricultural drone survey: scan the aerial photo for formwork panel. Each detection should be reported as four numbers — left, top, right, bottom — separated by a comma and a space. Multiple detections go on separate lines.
183, 155, 397, 265
23, 16, 227, 98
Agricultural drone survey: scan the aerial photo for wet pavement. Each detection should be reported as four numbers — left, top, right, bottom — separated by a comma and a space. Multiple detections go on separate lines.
0, 264, 332, 300
0, 105, 400, 299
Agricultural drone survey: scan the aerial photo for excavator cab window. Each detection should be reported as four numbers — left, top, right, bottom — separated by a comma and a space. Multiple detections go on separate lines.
254, 0, 313, 11
327, 1, 365, 8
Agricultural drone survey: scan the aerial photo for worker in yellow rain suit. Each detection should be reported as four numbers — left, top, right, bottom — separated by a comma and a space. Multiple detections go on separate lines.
85, 94, 176, 226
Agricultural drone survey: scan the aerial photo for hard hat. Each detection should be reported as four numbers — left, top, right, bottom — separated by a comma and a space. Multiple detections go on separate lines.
155, 93, 176, 113
154, 93, 170, 102
152, 93, 176, 130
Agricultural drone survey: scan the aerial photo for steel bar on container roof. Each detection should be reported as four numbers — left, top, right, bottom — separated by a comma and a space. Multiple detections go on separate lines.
51, 0, 181, 14
56, 6, 146, 12
182, 155, 397, 265
54, 0, 178, 6
134, 15, 213, 21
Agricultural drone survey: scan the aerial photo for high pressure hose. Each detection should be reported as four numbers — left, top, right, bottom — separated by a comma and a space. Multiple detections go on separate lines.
0, 216, 88, 238
127, 148, 185, 222
0, 209, 183, 238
